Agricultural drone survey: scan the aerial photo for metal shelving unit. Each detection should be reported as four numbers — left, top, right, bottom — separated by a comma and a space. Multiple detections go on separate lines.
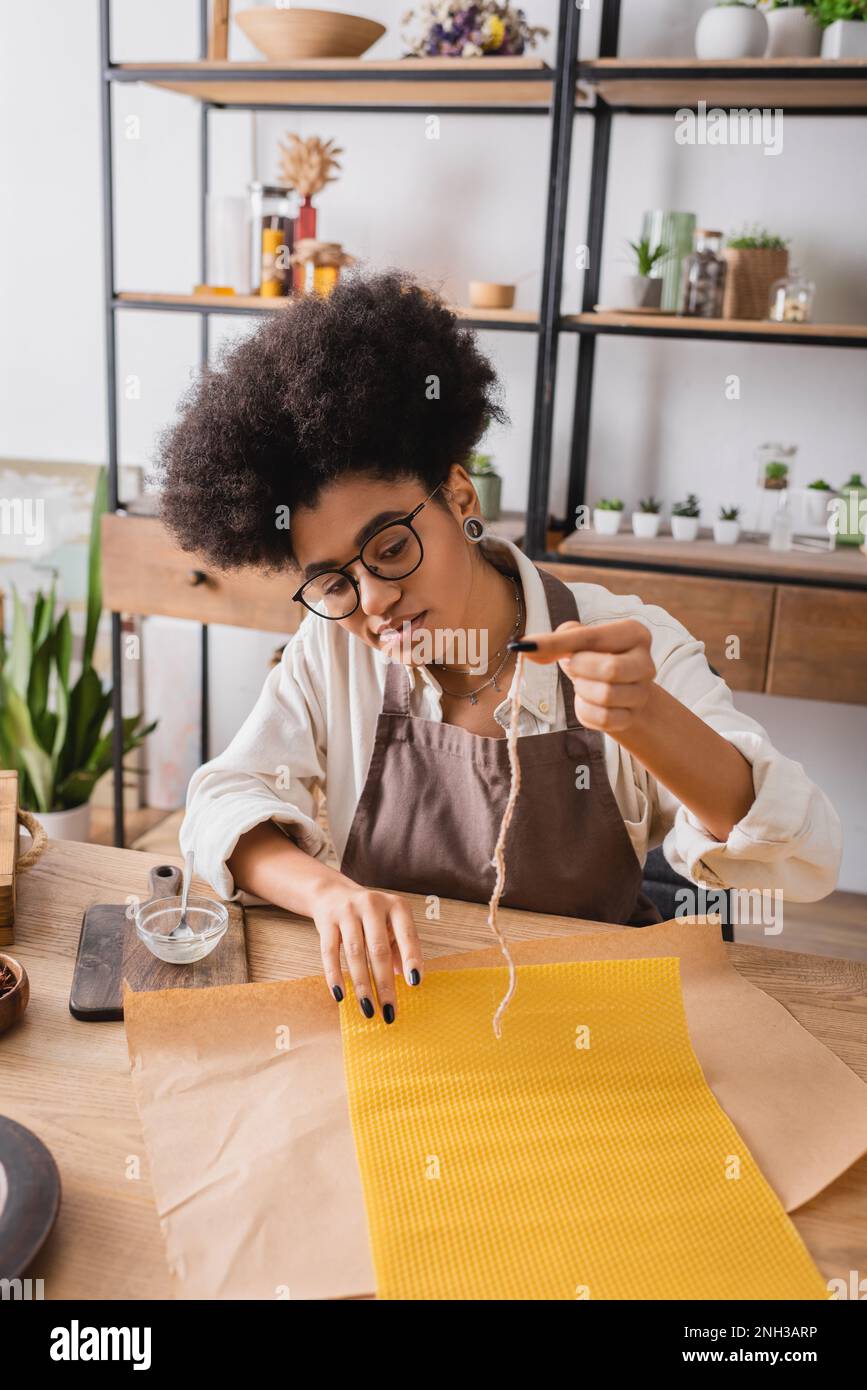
99, 0, 867, 845
98, 0, 583, 845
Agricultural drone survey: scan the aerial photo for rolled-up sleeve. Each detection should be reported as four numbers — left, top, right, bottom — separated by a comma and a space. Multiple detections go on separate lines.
647, 627, 843, 901
179, 622, 329, 899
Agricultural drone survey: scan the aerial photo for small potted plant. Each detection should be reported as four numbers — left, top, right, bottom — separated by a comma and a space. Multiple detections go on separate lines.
632, 496, 663, 538
671, 493, 702, 541
0, 470, 155, 841
761, 1, 822, 54
622, 237, 669, 310
594, 498, 625, 535
714, 505, 742, 544
695, 1, 769, 58
763, 459, 790, 490
467, 452, 502, 521
805, 477, 834, 526
723, 227, 790, 320
809, 0, 867, 58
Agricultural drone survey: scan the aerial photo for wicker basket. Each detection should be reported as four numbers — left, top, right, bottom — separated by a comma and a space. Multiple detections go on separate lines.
722, 248, 789, 320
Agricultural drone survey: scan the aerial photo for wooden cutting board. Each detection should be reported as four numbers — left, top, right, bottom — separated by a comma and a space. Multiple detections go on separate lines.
69, 865, 248, 1021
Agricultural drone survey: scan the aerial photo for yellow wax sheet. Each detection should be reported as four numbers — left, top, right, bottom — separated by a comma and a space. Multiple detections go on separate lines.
339, 957, 828, 1301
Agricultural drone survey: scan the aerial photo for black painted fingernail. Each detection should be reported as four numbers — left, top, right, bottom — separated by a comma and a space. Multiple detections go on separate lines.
383, 1003, 395, 1024
360, 996, 375, 1019
409, 969, 420, 986
332, 985, 343, 1003
507, 640, 538, 652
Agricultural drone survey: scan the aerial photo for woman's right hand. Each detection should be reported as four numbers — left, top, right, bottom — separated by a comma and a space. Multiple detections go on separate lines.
313, 880, 424, 1023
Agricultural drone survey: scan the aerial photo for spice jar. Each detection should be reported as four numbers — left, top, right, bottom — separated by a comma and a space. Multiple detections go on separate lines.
248, 182, 297, 297
289, 239, 356, 296
680, 229, 727, 318
768, 268, 816, 324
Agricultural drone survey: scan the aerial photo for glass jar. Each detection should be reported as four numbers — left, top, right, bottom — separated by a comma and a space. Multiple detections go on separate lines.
248, 182, 297, 297
679, 229, 727, 318
768, 268, 816, 324
290, 239, 355, 297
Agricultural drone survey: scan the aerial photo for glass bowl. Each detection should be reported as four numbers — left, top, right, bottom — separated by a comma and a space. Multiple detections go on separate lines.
134, 894, 229, 965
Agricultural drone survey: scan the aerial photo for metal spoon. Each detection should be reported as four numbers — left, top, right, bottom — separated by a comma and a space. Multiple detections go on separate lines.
168, 850, 196, 939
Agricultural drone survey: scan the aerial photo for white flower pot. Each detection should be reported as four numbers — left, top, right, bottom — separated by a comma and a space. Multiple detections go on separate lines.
713, 519, 741, 545
632, 511, 662, 538
32, 803, 92, 843
621, 275, 663, 310
805, 490, 833, 526
821, 19, 867, 59
594, 508, 623, 535
764, 7, 821, 57
695, 5, 768, 59
671, 515, 700, 541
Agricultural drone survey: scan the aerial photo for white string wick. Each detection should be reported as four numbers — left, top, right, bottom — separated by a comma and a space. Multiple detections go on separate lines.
487, 651, 525, 1039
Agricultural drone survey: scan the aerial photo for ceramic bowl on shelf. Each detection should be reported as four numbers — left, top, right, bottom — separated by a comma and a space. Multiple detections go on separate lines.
469, 281, 516, 310
235, 7, 386, 61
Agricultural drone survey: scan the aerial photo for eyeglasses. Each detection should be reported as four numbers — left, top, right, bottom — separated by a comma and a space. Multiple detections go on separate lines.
292, 482, 443, 620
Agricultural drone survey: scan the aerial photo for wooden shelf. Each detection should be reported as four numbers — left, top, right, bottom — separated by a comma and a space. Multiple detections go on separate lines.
577, 57, 867, 110
114, 290, 540, 329
562, 312, 867, 348
111, 57, 562, 110
558, 525, 867, 589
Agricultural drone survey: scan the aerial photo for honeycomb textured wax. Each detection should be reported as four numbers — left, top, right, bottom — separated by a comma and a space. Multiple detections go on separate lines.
339, 956, 828, 1300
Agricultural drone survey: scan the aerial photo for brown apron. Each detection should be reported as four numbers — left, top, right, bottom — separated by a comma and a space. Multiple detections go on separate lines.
341, 566, 662, 928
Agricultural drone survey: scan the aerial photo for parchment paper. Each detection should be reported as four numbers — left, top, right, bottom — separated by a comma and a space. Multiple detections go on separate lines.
123, 916, 867, 1300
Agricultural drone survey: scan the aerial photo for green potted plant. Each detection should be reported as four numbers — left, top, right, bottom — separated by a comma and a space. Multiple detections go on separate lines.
594, 497, 625, 535
803, 477, 834, 526
671, 493, 702, 541
0, 469, 155, 842
622, 237, 670, 310
762, 1, 822, 55
762, 459, 790, 490
808, 1, 867, 58
723, 227, 790, 320
695, 2, 769, 59
467, 452, 502, 521
714, 505, 742, 544
632, 496, 664, 538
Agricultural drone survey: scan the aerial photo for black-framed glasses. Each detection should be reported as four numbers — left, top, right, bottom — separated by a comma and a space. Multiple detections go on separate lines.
292, 482, 443, 619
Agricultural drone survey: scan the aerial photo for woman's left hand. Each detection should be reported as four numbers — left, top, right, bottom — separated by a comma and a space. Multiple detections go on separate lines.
517, 619, 657, 736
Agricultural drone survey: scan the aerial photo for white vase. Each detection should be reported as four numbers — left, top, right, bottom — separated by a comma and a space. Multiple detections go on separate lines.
621, 275, 663, 310
764, 7, 821, 57
33, 803, 92, 843
821, 19, 867, 58
632, 511, 662, 538
594, 508, 623, 535
713, 519, 741, 545
695, 6, 768, 59
671, 515, 700, 541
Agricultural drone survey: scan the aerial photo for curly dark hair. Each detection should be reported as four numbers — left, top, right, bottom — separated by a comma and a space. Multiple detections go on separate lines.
155, 267, 509, 570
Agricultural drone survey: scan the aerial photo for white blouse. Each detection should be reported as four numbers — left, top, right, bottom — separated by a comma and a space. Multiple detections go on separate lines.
180, 536, 843, 907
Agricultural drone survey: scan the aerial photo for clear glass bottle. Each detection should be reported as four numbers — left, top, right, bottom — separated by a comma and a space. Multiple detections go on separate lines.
248, 182, 297, 297
768, 268, 816, 324
680, 229, 727, 318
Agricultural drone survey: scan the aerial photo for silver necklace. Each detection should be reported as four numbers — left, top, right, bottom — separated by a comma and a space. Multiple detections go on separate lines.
434, 577, 523, 705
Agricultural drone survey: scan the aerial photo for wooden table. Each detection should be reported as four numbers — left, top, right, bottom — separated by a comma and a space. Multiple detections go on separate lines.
3, 841, 866, 1298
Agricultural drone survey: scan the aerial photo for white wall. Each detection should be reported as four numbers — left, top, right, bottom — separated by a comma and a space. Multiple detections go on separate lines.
2, 0, 865, 886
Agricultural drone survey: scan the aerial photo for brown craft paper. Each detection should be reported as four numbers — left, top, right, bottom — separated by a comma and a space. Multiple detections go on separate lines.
123, 916, 867, 1301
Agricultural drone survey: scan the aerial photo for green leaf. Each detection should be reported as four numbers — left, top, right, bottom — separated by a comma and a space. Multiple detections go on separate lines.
8, 588, 33, 697
63, 666, 108, 778
0, 684, 54, 812
83, 467, 107, 670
